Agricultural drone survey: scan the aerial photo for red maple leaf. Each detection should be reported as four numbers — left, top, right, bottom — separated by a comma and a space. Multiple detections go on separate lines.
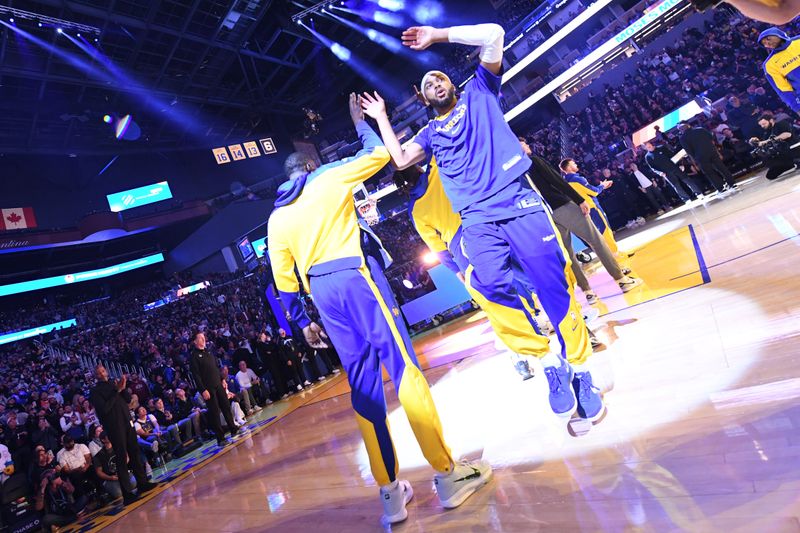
6, 212, 22, 224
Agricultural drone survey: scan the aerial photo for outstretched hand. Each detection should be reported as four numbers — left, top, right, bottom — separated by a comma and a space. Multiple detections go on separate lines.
348, 93, 363, 125
303, 322, 329, 349
402, 26, 437, 50
360, 91, 386, 119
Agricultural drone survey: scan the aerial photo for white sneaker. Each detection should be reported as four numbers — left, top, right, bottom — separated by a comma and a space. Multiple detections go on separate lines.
380, 480, 413, 524
303, 380, 312, 386
434, 459, 492, 509
583, 308, 600, 324
296, 384, 303, 391
150, 440, 159, 453
618, 276, 643, 293
585, 291, 599, 305
332, 368, 341, 374
253, 405, 263, 411
317, 376, 326, 381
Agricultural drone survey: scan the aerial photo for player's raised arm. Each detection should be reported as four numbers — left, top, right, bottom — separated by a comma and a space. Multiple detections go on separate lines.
361, 91, 426, 170
401, 23, 505, 75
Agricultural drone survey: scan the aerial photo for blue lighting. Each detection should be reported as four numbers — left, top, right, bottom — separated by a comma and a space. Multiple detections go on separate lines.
331, 42, 352, 61
378, 0, 404, 10
0, 253, 165, 298
103, 114, 113, 124
413, 0, 443, 24
57, 27, 63, 34
38, 22, 42, 27
0, 319, 78, 346
107, 181, 173, 212
373, 10, 404, 27
8, 18, 14, 23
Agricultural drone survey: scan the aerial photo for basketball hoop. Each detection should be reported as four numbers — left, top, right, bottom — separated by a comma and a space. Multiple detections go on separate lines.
356, 198, 380, 226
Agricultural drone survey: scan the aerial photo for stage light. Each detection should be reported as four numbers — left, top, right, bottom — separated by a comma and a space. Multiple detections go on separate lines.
296, 18, 302, 24
378, 0, 404, 10
423, 252, 438, 265
76, 33, 80, 37
103, 114, 112, 124
56, 27, 62, 33
8, 17, 13, 23
402, 279, 414, 289
330, 42, 351, 61
38, 22, 42, 27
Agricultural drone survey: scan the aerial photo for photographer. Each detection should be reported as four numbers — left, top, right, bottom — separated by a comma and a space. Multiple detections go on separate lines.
749, 111, 799, 179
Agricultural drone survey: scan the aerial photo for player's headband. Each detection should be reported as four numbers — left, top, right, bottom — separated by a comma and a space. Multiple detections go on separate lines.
420, 71, 452, 97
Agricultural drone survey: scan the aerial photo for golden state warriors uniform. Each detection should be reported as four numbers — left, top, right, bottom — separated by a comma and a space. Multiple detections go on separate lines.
408, 157, 549, 357
761, 27, 800, 113
409, 65, 591, 367
268, 121, 453, 486
564, 173, 622, 258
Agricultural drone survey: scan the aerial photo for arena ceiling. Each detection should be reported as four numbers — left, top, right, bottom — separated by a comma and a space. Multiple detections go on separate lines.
0, 0, 403, 155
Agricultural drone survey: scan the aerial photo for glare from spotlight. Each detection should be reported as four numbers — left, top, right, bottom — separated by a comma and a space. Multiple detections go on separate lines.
423, 252, 438, 265
94, 38, 99, 42
56, 28, 63, 34
378, 0, 405, 10
296, 18, 302, 24
38, 22, 42, 27
331, 42, 352, 61
8, 18, 14, 23
103, 114, 112, 124
402, 279, 414, 289
76, 33, 81, 37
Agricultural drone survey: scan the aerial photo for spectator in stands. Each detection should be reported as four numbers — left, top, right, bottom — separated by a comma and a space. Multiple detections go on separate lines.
60, 404, 86, 443
677, 122, 737, 191
93, 431, 134, 500
29, 445, 58, 493
173, 388, 204, 442
35, 471, 88, 530
727, 96, 761, 139
32, 413, 60, 454
0, 442, 11, 484
235, 361, 263, 415
152, 398, 186, 451
55, 435, 92, 496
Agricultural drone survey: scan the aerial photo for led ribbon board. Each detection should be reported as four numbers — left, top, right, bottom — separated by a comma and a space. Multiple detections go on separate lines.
0, 253, 165, 297
176, 280, 210, 298
107, 181, 173, 212
0, 318, 77, 345
631, 99, 705, 146
505, 0, 685, 121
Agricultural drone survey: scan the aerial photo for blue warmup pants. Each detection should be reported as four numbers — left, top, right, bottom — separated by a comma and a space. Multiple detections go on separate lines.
462, 210, 592, 365
449, 231, 546, 356
308, 264, 453, 486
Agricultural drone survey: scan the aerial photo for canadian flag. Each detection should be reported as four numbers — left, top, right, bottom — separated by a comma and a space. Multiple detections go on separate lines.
0, 207, 37, 231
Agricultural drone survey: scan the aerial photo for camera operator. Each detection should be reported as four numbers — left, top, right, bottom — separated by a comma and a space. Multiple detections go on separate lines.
749, 111, 799, 179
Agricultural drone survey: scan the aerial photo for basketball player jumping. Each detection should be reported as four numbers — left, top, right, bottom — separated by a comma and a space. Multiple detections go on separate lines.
361, 22, 606, 424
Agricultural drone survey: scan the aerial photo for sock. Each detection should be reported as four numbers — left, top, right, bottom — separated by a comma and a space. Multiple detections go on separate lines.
541, 352, 562, 368
381, 479, 399, 492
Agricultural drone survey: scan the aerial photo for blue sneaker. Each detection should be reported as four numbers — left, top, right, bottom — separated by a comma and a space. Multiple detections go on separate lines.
572, 371, 605, 422
544, 360, 577, 417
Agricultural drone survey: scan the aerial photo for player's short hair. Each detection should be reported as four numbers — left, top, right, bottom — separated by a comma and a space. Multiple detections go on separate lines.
283, 152, 315, 177
559, 158, 575, 171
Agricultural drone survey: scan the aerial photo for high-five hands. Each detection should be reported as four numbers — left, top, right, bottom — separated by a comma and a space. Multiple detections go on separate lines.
348, 92, 364, 125
360, 91, 387, 119
401, 26, 438, 50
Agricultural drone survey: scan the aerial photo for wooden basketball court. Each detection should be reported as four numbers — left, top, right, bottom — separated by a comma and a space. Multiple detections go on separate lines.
65, 170, 800, 532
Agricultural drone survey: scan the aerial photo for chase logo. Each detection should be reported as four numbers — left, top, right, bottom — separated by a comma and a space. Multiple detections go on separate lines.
435, 104, 467, 134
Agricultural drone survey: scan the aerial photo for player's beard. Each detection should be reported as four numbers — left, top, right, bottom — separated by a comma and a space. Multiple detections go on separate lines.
429, 86, 456, 110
